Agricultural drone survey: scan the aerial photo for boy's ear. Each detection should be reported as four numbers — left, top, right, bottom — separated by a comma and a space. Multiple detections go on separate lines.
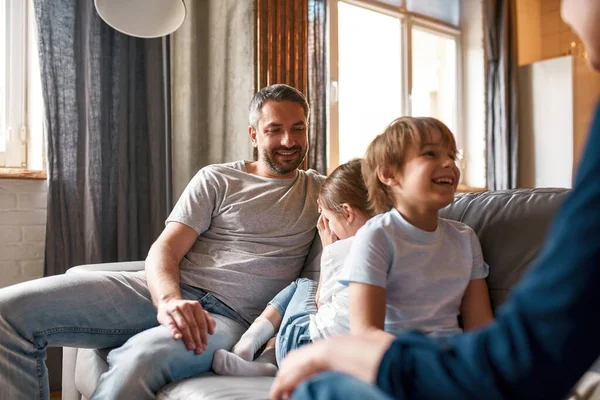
377, 167, 399, 187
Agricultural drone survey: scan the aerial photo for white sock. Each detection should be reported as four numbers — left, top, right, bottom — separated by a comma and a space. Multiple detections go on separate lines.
212, 349, 278, 377
231, 317, 275, 361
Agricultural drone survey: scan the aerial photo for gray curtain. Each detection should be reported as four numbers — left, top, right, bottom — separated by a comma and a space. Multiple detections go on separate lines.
171, 0, 255, 202
34, 0, 168, 275
307, 0, 327, 175
485, 0, 519, 190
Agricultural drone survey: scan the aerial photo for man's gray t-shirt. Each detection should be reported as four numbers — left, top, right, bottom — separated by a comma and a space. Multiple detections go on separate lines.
166, 160, 325, 323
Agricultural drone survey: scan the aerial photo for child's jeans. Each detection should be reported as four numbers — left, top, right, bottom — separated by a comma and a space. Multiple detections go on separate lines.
268, 278, 318, 365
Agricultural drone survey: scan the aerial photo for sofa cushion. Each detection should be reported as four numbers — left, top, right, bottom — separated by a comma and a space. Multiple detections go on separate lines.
299, 233, 322, 281
75, 348, 110, 399
440, 188, 569, 310
75, 347, 273, 400
157, 374, 273, 400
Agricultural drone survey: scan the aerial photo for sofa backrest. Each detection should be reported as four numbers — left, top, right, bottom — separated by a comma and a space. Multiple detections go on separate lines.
439, 188, 569, 312
300, 188, 570, 314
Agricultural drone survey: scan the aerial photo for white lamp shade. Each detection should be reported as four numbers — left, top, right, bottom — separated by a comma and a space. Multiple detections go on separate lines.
94, 0, 186, 38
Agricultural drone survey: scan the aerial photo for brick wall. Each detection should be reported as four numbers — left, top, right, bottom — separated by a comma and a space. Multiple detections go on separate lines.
0, 179, 47, 288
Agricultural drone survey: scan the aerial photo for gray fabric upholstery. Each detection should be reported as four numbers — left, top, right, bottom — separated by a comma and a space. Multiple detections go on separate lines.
63, 189, 600, 399
439, 188, 569, 310
157, 375, 273, 400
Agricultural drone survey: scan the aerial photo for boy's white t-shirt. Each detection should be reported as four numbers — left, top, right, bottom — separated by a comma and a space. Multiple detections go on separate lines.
309, 237, 353, 341
343, 208, 489, 337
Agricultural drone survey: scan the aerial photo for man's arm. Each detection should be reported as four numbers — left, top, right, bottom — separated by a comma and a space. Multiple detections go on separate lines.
145, 221, 215, 354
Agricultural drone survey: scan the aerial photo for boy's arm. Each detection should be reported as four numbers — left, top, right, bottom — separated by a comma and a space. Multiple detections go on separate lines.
349, 282, 386, 335
460, 278, 494, 330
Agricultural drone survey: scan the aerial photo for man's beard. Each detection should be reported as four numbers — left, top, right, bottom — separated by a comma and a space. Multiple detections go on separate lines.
261, 146, 307, 175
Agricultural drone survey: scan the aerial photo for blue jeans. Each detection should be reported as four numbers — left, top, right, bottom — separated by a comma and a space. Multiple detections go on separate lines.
292, 372, 395, 400
0, 270, 248, 400
268, 278, 317, 365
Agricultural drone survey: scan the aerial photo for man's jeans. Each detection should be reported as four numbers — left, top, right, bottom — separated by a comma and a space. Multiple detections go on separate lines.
0, 270, 248, 400
268, 278, 317, 364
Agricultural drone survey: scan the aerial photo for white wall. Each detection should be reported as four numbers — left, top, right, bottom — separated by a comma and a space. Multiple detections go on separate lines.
460, 0, 486, 188
0, 179, 47, 288
518, 56, 573, 188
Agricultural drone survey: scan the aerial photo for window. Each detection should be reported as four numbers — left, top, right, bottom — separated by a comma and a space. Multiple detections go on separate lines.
329, 0, 486, 188
0, 0, 45, 170
411, 25, 457, 132
335, 2, 403, 166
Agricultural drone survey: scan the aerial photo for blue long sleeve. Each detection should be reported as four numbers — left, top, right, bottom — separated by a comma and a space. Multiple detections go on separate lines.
376, 102, 600, 400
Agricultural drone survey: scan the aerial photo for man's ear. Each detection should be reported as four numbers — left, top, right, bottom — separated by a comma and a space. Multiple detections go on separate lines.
377, 167, 399, 187
248, 126, 258, 147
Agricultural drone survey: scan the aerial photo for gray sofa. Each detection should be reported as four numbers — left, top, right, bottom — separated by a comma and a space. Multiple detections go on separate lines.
61, 188, 600, 400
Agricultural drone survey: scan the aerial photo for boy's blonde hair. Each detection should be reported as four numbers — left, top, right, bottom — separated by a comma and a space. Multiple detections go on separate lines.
363, 117, 458, 214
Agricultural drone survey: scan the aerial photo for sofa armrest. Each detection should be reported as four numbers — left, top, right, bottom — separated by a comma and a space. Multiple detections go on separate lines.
62, 347, 81, 400
66, 261, 145, 274
62, 260, 144, 399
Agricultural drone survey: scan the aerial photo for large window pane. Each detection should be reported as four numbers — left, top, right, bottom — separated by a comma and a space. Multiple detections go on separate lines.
0, 0, 6, 152
407, 0, 460, 27
411, 27, 457, 135
337, 2, 402, 164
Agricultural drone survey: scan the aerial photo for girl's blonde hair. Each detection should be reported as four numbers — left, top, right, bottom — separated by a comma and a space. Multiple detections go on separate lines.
363, 117, 458, 214
319, 158, 374, 218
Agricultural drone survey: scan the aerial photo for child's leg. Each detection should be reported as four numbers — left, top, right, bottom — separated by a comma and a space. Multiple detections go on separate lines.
230, 305, 279, 361
275, 278, 317, 364
213, 280, 317, 377
221, 279, 310, 361
212, 336, 279, 377
278, 278, 318, 332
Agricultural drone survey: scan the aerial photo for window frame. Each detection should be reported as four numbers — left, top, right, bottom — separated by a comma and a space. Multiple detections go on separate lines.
0, 0, 45, 176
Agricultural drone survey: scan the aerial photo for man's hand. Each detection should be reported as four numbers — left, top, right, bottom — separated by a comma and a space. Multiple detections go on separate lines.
157, 297, 216, 354
317, 214, 339, 247
269, 331, 395, 400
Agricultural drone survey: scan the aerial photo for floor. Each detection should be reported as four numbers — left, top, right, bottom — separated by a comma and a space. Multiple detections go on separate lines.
50, 392, 61, 400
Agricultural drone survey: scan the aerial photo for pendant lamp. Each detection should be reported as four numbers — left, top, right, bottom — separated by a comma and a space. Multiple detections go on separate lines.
94, 0, 186, 38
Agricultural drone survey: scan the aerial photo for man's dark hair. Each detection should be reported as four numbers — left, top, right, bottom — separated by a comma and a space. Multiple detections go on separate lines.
248, 84, 310, 129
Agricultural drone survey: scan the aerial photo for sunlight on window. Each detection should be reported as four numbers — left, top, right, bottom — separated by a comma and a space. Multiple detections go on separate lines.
411, 27, 457, 135
0, 0, 44, 169
0, 0, 6, 152
337, 2, 403, 164
407, 0, 460, 27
